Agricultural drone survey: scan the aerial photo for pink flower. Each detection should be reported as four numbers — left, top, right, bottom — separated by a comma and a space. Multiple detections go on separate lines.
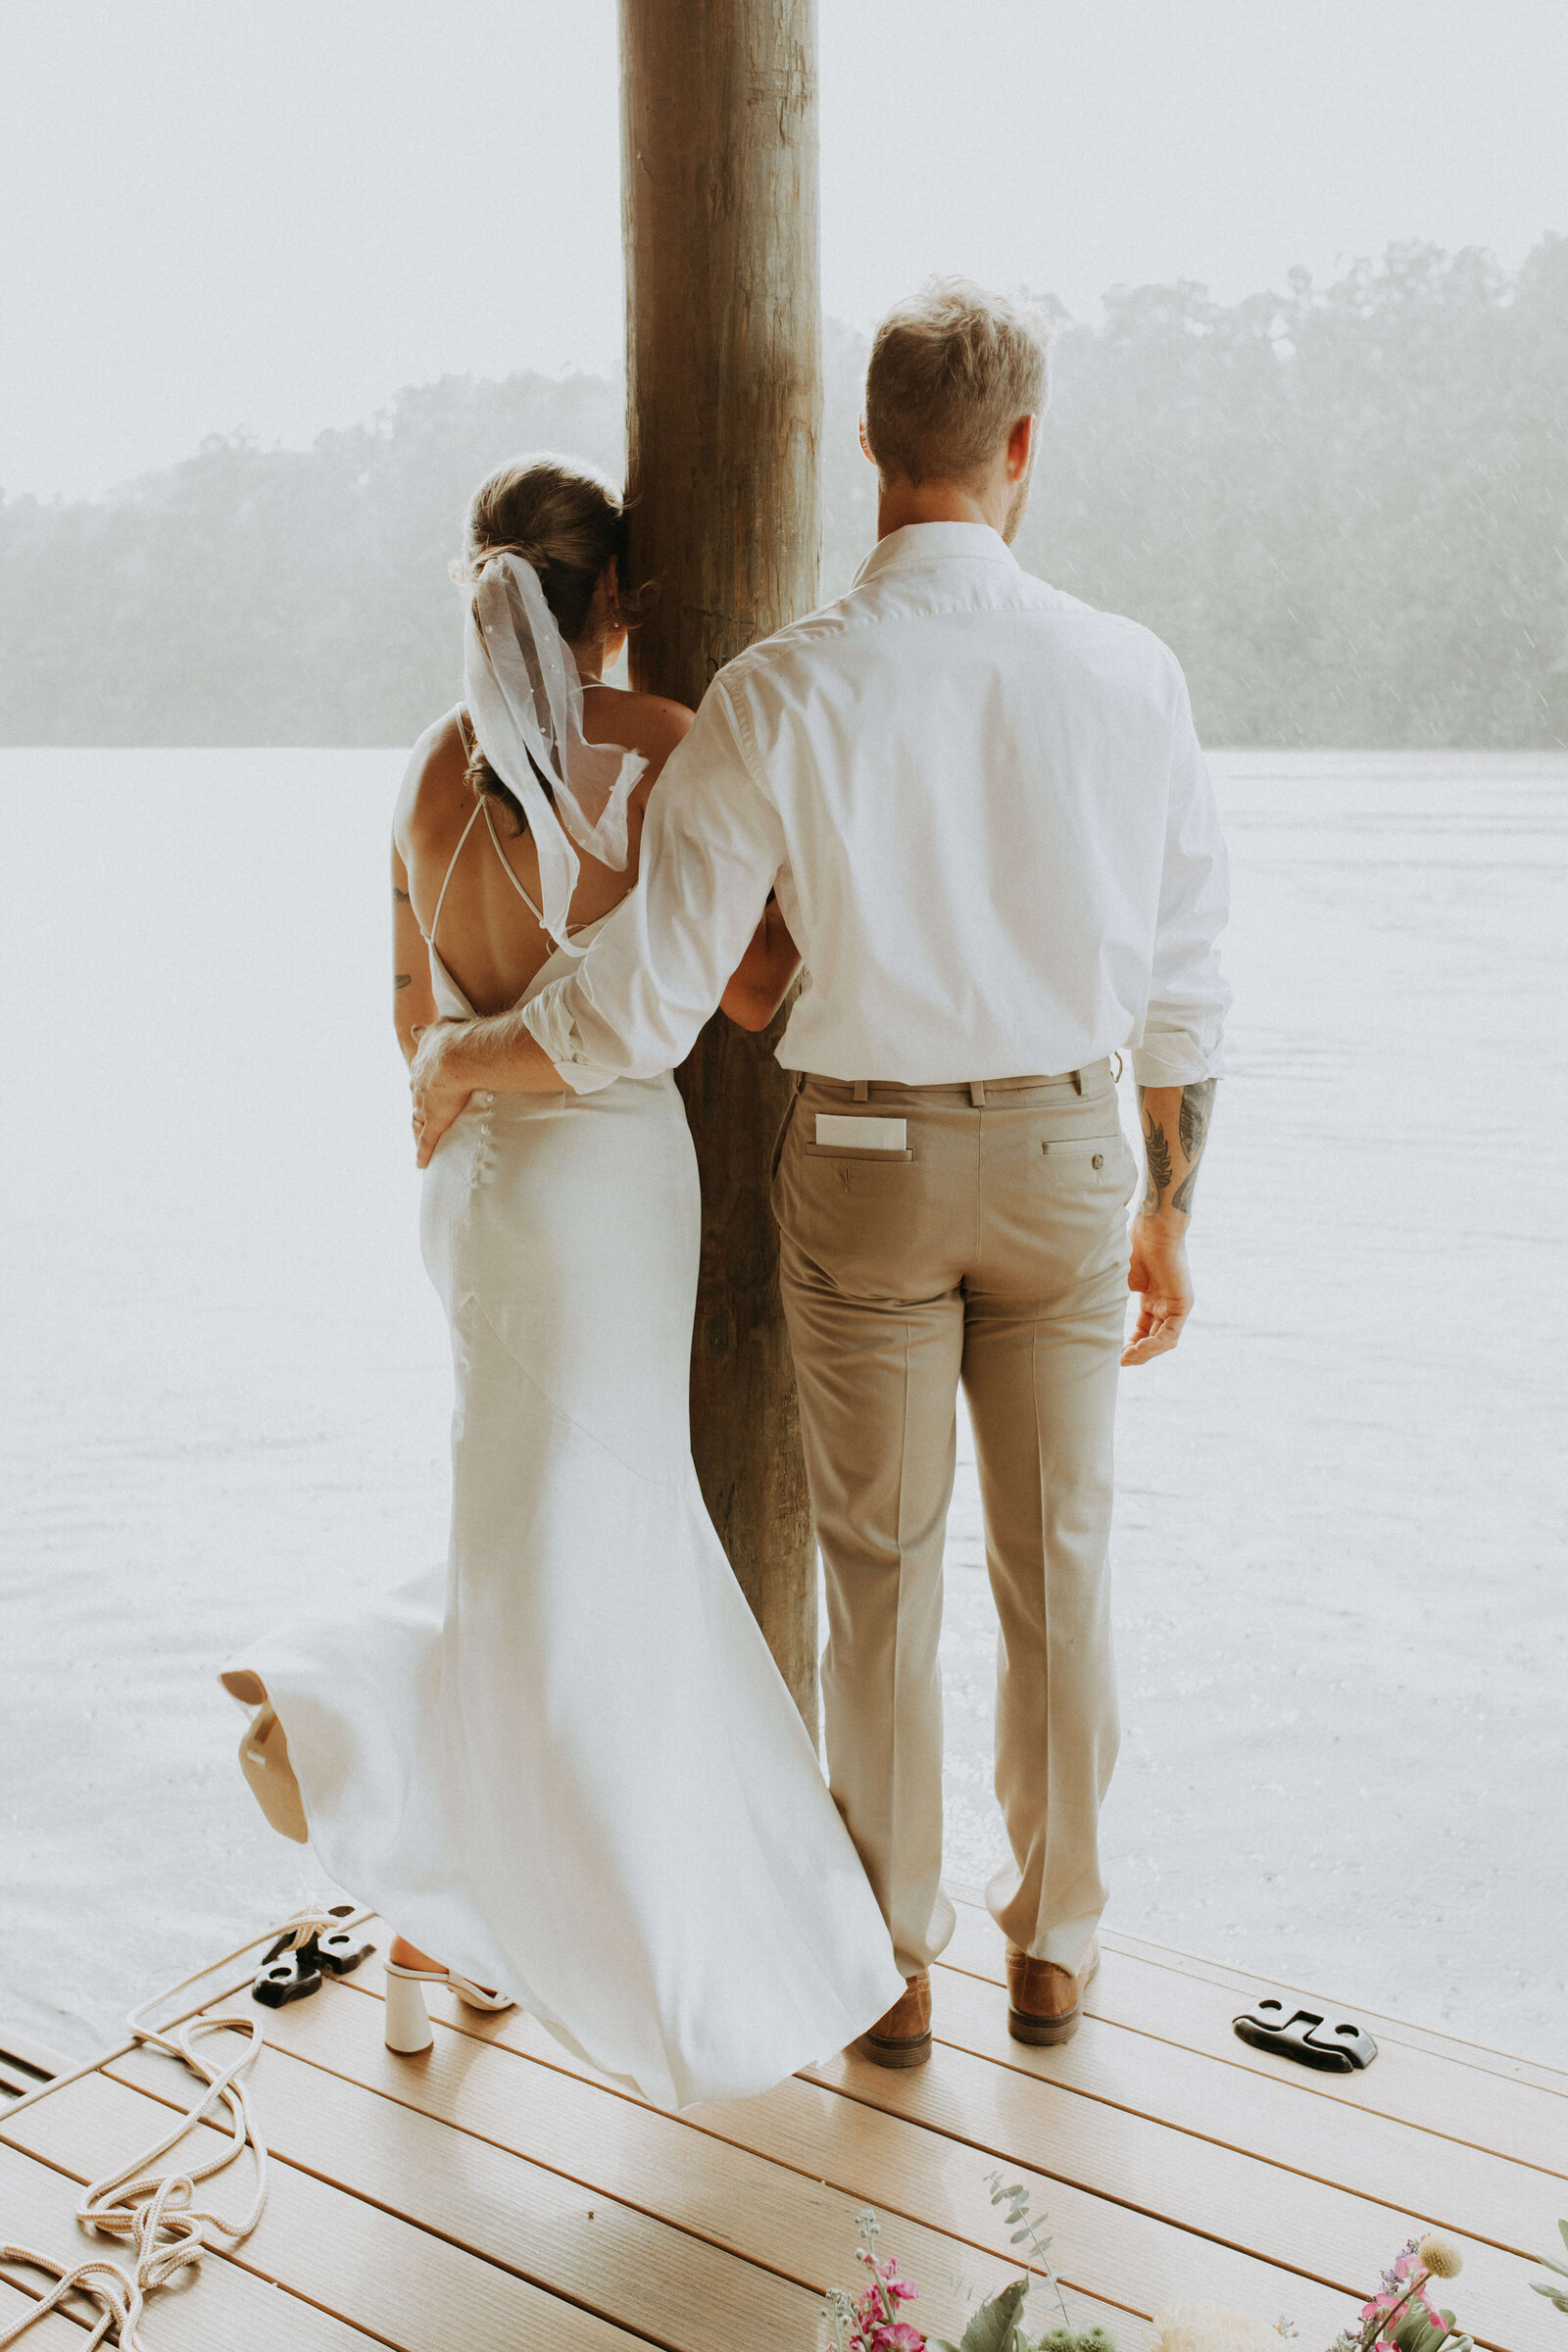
847, 2245, 927, 2350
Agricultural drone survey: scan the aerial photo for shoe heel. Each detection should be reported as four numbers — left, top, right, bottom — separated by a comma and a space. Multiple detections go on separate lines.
383, 1971, 433, 2055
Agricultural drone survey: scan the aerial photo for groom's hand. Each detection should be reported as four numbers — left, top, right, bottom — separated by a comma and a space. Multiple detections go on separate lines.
1122, 1215, 1194, 1365
410, 1021, 473, 1169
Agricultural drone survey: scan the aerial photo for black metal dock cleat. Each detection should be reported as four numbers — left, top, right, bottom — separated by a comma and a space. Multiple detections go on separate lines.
315, 1905, 375, 1978
252, 1939, 322, 2008
1233, 1994, 1378, 2071
252, 1908, 375, 2008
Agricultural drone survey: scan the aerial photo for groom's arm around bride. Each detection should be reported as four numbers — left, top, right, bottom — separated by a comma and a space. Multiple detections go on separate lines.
412, 276, 1228, 2052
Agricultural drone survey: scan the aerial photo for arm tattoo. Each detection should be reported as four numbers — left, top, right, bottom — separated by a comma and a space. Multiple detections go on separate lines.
1178, 1078, 1214, 1163
394, 972, 412, 991
1143, 1117, 1172, 1212
1171, 1078, 1216, 1213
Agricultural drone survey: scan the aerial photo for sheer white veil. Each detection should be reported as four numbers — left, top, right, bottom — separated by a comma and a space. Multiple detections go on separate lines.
461, 551, 646, 954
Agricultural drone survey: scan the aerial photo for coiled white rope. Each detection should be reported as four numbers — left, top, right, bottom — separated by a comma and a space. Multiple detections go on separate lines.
0, 1909, 338, 2350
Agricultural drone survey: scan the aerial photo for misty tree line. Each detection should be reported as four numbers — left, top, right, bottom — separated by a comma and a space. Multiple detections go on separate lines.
2, 238, 1563, 748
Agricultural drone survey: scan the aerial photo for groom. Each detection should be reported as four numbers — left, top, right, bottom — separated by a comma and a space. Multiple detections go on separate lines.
412, 279, 1229, 2064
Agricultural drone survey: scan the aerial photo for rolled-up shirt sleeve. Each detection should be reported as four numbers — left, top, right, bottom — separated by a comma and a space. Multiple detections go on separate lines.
1131, 677, 1232, 1089
520, 676, 788, 1091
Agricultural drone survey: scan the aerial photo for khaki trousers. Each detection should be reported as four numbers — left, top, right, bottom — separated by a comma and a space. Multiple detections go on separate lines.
772, 1063, 1136, 1978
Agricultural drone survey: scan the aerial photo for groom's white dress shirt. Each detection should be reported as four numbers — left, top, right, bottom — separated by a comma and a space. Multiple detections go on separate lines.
521, 521, 1229, 1091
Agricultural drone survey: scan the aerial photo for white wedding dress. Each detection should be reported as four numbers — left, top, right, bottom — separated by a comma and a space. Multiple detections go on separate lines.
223, 799, 902, 2109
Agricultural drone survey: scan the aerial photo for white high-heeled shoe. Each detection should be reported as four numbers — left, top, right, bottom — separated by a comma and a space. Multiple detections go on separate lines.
382, 1960, 516, 2054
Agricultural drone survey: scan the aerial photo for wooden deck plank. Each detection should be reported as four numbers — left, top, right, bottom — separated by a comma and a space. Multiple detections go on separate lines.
945, 1905, 1568, 2179
928, 1956, 1559, 2254
105, 2030, 822, 2352
1, 2071, 643, 2352
339, 1972, 1361, 2340
233, 1971, 1145, 2349
0, 2137, 385, 2351
801, 2038, 1556, 2352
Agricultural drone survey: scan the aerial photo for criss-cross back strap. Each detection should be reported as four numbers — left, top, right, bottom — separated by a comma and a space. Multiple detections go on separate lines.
480, 794, 546, 925
424, 800, 485, 951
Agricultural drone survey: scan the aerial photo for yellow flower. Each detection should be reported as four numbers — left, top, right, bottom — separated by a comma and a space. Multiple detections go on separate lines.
1418, 2238, 1463, 2281
1151, 2307, 1286, 2352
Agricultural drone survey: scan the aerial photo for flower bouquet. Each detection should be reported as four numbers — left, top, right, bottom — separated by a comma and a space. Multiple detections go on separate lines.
822, 2207, 1493, 2352
1327, 2236, 1470, 2352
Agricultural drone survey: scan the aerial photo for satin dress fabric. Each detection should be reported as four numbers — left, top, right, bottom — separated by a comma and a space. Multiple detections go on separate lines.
223, 911, 902, 2109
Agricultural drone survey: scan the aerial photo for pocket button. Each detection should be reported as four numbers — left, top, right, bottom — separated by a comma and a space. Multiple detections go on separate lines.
1093, 1152, 1103, 1169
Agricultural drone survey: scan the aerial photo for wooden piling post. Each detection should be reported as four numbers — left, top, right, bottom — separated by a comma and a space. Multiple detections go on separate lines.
618, 0, 821, 1728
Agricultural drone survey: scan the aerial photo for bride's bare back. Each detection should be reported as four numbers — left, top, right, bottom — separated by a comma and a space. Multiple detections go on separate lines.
391, 684, 693, 1059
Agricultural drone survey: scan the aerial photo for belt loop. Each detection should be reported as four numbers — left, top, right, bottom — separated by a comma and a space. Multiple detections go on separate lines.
1070, 1069, 1083, 1095
969, 1080, 987, 1108
853, 1079, 869, 1102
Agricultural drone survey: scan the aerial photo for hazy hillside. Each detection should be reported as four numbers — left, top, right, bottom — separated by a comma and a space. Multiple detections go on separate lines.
2, 240, 1563, 748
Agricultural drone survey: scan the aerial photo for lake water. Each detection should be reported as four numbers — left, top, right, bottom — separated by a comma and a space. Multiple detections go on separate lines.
2, 748, 1565, 2068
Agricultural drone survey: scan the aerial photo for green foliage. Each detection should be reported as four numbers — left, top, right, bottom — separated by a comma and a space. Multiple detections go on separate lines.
838, 239, 1568, 750
984, 2171, 1073, 2333
935, 2277, 1029, 2352
934, 2173, 1112, 2352
1533, 2219, 1568, 2315
4, 237, 1566, 748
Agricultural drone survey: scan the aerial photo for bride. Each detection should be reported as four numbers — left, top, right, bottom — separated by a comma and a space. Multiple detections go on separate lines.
221, 454, 903, 2108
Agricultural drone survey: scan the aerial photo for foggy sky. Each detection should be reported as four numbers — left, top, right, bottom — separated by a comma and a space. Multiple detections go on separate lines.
3, 0, 1564, 499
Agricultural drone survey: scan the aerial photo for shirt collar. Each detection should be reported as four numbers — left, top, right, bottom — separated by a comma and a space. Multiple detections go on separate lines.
852, 520, 1020, 589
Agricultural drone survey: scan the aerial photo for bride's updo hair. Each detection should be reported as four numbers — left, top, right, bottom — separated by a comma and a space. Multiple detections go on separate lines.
455, 453, 631, 829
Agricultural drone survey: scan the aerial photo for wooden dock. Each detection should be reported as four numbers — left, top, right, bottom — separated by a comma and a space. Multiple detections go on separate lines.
3, 1900, 1564, 2350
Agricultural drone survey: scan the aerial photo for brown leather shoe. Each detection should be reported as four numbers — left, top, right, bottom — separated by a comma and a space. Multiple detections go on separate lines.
854, 1971, 932, 2068
1005, 1939, 1100, 2045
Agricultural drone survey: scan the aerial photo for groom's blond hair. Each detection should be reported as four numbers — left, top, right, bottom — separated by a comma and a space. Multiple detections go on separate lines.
864, 279, 1049, 488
